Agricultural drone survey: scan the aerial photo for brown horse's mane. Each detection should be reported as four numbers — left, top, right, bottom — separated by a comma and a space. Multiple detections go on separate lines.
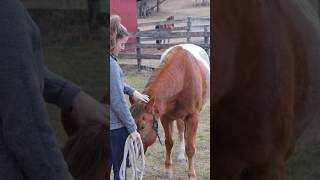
213, 0, 320, 179
143, 46, 184, 96
130, 47, 182, 118
130, 101, 145, 118
62, 96, 110, 180
62, 120, 108, 180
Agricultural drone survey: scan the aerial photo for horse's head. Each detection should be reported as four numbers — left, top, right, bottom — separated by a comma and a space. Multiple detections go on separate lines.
129, 96, 159, 152
167, 16, 174, 21
61, 93, 111, 180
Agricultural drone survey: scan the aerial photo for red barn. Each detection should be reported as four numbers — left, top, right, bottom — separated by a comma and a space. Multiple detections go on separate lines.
110, 0, 138, 46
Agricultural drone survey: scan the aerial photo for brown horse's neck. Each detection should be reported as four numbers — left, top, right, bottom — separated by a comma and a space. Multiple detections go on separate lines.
143, 47, 187, 115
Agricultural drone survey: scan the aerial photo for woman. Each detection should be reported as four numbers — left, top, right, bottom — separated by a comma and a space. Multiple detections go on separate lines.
109, 15, 149, 180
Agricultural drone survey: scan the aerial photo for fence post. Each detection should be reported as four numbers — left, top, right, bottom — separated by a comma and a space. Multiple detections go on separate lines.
187, 17, 192, 43
157, 0, 160, 12
139, 1, 142, 17
204, 26, 209, 54
136, 29, 142, 71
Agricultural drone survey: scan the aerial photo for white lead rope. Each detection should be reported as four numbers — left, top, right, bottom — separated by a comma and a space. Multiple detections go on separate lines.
119, 135, 145, 180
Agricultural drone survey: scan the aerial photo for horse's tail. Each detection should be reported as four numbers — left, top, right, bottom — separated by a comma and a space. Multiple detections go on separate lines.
62, 120, 109, 180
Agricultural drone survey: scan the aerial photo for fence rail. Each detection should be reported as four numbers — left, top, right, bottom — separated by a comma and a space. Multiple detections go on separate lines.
119, 17, 210, 71
124, 42, 210, 49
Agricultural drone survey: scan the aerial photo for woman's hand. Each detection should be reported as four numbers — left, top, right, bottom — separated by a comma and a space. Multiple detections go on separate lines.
130, 130, 141, 141
71, 91, 108, 125
133, 90, 150, 103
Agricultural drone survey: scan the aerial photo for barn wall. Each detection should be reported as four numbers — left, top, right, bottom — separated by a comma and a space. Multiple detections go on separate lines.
111, 0, 138, 44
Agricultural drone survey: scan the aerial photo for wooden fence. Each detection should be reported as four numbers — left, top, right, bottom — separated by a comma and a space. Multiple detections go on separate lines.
118, 17, 210, 71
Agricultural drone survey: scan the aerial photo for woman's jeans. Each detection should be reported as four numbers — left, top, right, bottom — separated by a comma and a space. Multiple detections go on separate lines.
110, 127, 129, 180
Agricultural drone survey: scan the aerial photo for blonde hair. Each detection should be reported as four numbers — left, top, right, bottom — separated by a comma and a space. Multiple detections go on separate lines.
110, 15, 129, 52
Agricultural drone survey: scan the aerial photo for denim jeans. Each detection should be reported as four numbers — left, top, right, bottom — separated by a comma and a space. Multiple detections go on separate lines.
110, 127, 129, 180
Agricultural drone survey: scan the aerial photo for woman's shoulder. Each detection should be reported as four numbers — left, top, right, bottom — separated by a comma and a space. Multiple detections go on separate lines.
110, 56, 122, 73
109, 55, 115, 61
109, 56, 118, 65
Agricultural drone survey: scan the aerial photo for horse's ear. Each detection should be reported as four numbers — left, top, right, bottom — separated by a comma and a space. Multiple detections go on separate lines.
129, 96, 135, 105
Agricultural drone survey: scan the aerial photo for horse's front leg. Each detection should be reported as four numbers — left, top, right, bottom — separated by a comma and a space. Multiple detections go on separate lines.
184, 113, 199, 180
176, 119, 186, 162
161, 116, 174, 179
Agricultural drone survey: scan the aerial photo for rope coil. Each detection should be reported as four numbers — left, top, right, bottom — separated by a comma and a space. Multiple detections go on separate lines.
119, 136, 145, 180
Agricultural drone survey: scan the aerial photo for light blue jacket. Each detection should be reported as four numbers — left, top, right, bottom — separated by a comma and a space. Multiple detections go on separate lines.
110, 56, 137, 134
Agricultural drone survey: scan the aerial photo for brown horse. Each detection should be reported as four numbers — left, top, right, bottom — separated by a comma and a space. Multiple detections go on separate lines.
61, 96, 110, 180
213, 0, 320, 179
129, 44, 210, 179
155, 16, 175, 46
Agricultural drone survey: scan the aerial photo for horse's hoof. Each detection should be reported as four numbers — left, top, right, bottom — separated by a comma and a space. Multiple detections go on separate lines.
177, 155, 186, 163
188, 173, 197, 180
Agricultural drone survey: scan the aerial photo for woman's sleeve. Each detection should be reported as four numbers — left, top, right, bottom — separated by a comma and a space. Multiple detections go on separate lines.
124, 82, 135, 96
43, 67, 81, 111
110, 61, 137, 133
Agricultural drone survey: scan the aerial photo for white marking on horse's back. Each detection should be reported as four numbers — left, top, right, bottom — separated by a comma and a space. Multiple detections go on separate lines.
160, 45, 176, 63
180, 44, 210, 72
160, 44, 210, 72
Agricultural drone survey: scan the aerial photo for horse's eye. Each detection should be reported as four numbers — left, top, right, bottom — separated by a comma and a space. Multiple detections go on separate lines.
141, 125, 145, 130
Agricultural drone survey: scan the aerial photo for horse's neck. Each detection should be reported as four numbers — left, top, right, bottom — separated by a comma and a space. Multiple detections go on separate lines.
144, 60, 185, 114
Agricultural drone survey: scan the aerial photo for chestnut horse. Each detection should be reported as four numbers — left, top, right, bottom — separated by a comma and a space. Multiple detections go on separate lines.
129, 44, 210, 179
155, 16, 175, 46
61, 96, 110, 180
213, 0, 320, 179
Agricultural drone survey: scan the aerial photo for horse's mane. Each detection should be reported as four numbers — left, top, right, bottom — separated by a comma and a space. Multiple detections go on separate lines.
60, 94, 110, 180
62, 120, 108, 180
143, 46, 182, 94
130, 48, 182, 117
130, 101, 145, 118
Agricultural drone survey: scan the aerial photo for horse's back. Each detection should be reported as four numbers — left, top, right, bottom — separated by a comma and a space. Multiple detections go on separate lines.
181, 44, 210, 71
181, 44, 210, 101
161, 44, 210, 103
161, 44, 210, 71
